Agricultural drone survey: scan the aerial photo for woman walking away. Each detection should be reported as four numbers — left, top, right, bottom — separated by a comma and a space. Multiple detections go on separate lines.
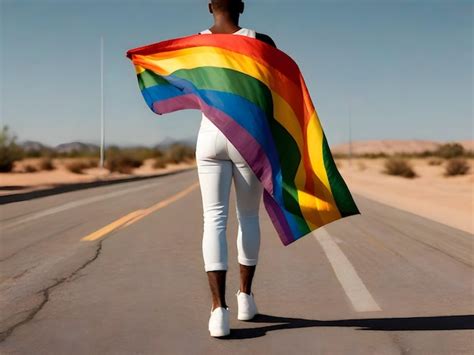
195, 0, 277, 338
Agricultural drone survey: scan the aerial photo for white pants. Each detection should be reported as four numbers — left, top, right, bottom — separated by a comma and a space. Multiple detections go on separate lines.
196, 116, 263, 272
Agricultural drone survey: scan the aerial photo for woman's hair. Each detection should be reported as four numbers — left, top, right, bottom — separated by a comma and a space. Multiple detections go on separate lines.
210, 0, 243, 12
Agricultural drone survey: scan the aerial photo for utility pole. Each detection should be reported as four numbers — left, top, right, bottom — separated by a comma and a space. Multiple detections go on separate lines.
100, 35, 105, 169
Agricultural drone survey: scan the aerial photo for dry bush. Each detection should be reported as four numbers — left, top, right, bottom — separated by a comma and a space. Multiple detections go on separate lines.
24, 164, 38, 173
444, 158, 470, 176
153, 156, 168, 169
106, 153, 143, 174
64, 158, 98, 174
65, 160, 90, 174
39, 157, 55, 171
0, 125, 23, 172
333, 153, 348, 160
86, 158, 99, 168
121, 146, 158, 162
163, 144, 195, 164
383, 157, 417, 178
435, 143, 465, 159
360, 152, 388, 159
428, 158, 443, 166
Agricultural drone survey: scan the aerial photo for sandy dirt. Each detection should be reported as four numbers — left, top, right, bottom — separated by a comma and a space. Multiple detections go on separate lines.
0, 158, 197, 196
337, 158, 473, 234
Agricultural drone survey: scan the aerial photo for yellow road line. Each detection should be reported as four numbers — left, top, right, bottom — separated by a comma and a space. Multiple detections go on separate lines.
81, 182, 199, 242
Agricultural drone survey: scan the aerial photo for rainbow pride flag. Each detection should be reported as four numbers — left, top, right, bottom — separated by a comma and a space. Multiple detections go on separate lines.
126, 34, 360, 246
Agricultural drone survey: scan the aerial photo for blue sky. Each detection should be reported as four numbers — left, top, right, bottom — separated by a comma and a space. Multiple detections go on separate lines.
1, 0, 472, 147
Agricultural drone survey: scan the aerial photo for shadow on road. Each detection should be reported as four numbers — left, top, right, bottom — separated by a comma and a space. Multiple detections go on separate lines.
223, 314, 474, 339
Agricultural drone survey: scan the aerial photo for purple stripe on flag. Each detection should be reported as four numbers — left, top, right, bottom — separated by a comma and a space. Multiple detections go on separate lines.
153, 94, 274, 195
263, 190, 294, 246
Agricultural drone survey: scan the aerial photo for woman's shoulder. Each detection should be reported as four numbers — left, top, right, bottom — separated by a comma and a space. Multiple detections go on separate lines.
255, 32, 277, 48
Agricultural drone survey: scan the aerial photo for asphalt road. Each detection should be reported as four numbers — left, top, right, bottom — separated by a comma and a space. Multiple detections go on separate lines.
0, 168, 472, 354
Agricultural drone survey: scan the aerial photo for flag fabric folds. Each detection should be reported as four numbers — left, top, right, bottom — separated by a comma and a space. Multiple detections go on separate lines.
126, 33, 360, 246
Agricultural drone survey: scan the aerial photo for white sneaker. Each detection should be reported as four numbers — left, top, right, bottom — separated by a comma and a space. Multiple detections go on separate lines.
236, 289, 258, 321
208, 306, 230, 337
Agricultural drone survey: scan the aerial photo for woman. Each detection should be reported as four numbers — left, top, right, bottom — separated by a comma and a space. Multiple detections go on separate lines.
196, 0, 276, 337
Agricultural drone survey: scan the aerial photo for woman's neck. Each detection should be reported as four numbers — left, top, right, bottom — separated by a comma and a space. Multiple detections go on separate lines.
210, 14, 241, 34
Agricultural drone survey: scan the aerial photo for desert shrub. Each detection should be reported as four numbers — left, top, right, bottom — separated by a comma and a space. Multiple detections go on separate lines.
121, 146, 157, 162
0, 125, 24, 172
105, 150, 144, 174
65, 158, 98, 174
86, 158, 99, 168
428, 158, 443, 166
360, 152, 388, 159
332, 153, 348, 159
65, 160, 90, 174
24, 164, 38, 173
23, 146, 56, 158
39, 157, 55, 171
57, 143, 99, 158
417, 150, 435, 158
444, 158, 470, 176
152, 147, 165, 158
153, 156, 168, 169
383, 157, 417, 178
163, 144, 195, 164
435, 143, 465, 159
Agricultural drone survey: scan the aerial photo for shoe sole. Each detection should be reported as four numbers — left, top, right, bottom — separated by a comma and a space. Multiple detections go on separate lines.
237, 312, 257, 321
209, 329, 230, 337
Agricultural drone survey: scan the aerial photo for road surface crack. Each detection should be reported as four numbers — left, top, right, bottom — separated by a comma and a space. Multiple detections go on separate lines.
0, 240, 104, 343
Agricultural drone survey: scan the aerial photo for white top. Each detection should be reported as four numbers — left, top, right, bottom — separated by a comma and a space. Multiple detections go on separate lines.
198, 28, 256, 131
199, 27, 256, 37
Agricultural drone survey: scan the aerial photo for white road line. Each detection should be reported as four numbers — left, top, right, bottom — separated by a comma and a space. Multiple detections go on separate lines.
2, 180, 167, 229
314, 228, 381, 313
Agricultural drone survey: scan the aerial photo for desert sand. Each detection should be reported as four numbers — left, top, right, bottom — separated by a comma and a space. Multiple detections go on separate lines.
337, 158, 473, 234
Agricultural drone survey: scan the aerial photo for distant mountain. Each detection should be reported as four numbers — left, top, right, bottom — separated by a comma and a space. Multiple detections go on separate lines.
17, 138, 473, 156
55, 141, 99, 154
20, 140, 51, 152
331, 139, 473, 155
154, 136, 197, 149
